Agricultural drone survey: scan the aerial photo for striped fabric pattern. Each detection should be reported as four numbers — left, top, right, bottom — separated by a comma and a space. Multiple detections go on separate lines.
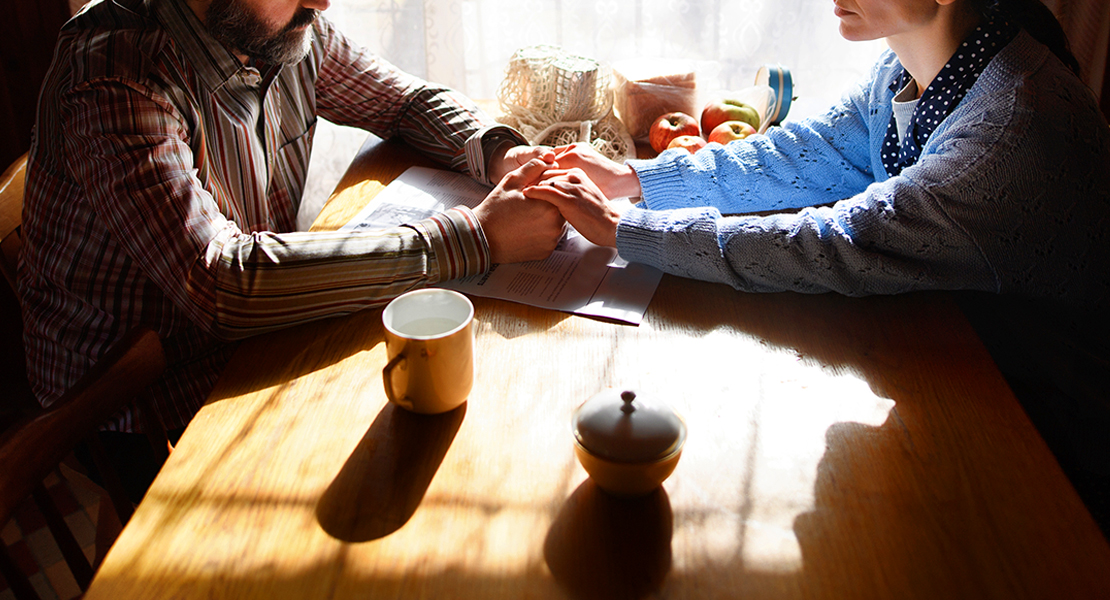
20, 0, 498, 431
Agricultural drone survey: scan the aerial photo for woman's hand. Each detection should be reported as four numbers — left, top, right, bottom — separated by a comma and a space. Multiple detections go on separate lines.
550, 143, 643, 200
487, 144, 556, 186
472, 158, 567, 263
524, 168, 621, 248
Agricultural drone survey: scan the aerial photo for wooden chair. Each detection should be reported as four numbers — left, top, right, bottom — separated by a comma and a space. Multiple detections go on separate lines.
0, 153, 32, 411
0, 329, 165, 598
0, 152, 170, 598
0, 152, 27, 291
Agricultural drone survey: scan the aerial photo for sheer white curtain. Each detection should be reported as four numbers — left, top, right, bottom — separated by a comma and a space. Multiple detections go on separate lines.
325, 0, 889, 126
299, 0, 1109, 229
431, 0, 886, 119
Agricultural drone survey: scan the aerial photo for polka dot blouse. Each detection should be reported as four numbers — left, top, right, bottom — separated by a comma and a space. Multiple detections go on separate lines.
882, 11, 1019, 177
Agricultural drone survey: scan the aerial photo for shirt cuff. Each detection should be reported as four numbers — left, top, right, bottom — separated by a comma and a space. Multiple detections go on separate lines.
464, 125, 528, 186
408, 206, 492, 283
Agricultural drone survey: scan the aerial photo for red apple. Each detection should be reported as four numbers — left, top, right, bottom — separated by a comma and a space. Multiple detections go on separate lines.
700, 99, 760, 136
666, 135, 707, 154
707, 120, 757, 145
649, 112, 700, 153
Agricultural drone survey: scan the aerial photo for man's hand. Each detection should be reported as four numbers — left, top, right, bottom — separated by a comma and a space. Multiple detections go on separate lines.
550, 143, 643, 200
473, 159, 567, 263
524, 168, 621, 248
487, 144, 556, 186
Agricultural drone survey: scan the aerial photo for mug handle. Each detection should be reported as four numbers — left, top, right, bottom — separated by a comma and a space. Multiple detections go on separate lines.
382, 352, 408, 406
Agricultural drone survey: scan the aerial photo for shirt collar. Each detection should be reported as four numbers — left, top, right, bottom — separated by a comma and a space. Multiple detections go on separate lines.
152, 0, 277, 93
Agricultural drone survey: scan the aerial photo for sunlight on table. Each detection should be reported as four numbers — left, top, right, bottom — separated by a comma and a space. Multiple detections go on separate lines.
635, 328, 896, 574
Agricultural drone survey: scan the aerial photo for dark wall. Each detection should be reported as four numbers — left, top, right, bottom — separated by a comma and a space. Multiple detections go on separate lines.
1103, 63, 1110, 120
0, 0, 70, 170
0, 0, 68, 411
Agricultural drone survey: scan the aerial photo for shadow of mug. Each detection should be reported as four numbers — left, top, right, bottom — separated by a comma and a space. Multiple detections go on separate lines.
316, 401, 466, 541
543, 479, 673, 600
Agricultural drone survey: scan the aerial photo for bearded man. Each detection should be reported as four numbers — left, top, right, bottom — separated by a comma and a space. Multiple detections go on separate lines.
20, 0, 562, 499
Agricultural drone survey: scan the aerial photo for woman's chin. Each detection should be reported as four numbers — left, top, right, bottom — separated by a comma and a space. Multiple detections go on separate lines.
838, 23, 880, 43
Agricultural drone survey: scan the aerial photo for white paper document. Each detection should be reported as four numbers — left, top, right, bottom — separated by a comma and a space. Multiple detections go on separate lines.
341, 167, 662, 325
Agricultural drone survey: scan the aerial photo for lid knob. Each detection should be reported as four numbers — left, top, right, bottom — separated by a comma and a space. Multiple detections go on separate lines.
620, 390, 636, 414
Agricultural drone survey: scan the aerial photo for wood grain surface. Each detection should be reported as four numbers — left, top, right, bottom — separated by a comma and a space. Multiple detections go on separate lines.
84, 136, 1110, 600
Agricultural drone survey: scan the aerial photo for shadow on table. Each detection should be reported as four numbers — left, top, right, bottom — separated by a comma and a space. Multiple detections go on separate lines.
208, 293, 575, 405
316, 401, 466, 541
544, 480, 673, 600
789, 413, 1101, 597
473, 295, 573, 341
794, 419, 948, 597
207, 307, 390, 402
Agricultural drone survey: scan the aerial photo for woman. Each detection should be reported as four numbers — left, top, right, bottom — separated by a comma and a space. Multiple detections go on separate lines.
526, 0, 1110, 532
528, 0, 1108, 311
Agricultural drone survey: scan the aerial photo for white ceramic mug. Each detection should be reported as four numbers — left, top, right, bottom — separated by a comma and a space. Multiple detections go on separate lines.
381, 289, 474, 414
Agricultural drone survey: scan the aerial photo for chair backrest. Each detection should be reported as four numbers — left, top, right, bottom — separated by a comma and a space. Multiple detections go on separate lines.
0, 327, 166, 598
1, 153, 33, 414
0, 153, 27, 292
0, 153, 173, 599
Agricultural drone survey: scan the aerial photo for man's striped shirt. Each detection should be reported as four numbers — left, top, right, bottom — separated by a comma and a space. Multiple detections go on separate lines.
21, 0, 507, 431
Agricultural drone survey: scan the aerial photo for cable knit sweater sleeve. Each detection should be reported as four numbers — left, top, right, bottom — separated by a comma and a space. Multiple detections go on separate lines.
627, 55, 885, 215
617, 32, 1110, 309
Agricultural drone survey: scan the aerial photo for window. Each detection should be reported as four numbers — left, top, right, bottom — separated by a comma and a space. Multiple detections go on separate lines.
301, 1, 888, 228
299, 0, 1108, 229
330, 0, 887, 118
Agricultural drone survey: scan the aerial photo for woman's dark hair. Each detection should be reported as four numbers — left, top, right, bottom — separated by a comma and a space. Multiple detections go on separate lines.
970, 0, 1081, 76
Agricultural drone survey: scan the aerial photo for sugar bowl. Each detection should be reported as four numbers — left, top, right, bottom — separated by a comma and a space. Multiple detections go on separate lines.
572, 388, 687, 496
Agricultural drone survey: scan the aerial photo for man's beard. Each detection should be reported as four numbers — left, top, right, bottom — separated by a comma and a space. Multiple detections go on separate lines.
206, 0, 319, 65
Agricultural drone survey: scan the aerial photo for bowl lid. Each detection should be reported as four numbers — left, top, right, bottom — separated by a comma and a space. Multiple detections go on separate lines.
572, 389, 686, 462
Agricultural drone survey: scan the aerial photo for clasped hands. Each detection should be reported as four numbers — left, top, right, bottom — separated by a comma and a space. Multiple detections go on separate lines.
473, 143, 639, 263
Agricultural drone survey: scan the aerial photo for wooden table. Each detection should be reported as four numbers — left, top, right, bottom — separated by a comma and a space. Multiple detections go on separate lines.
84, 136, 1110, 600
